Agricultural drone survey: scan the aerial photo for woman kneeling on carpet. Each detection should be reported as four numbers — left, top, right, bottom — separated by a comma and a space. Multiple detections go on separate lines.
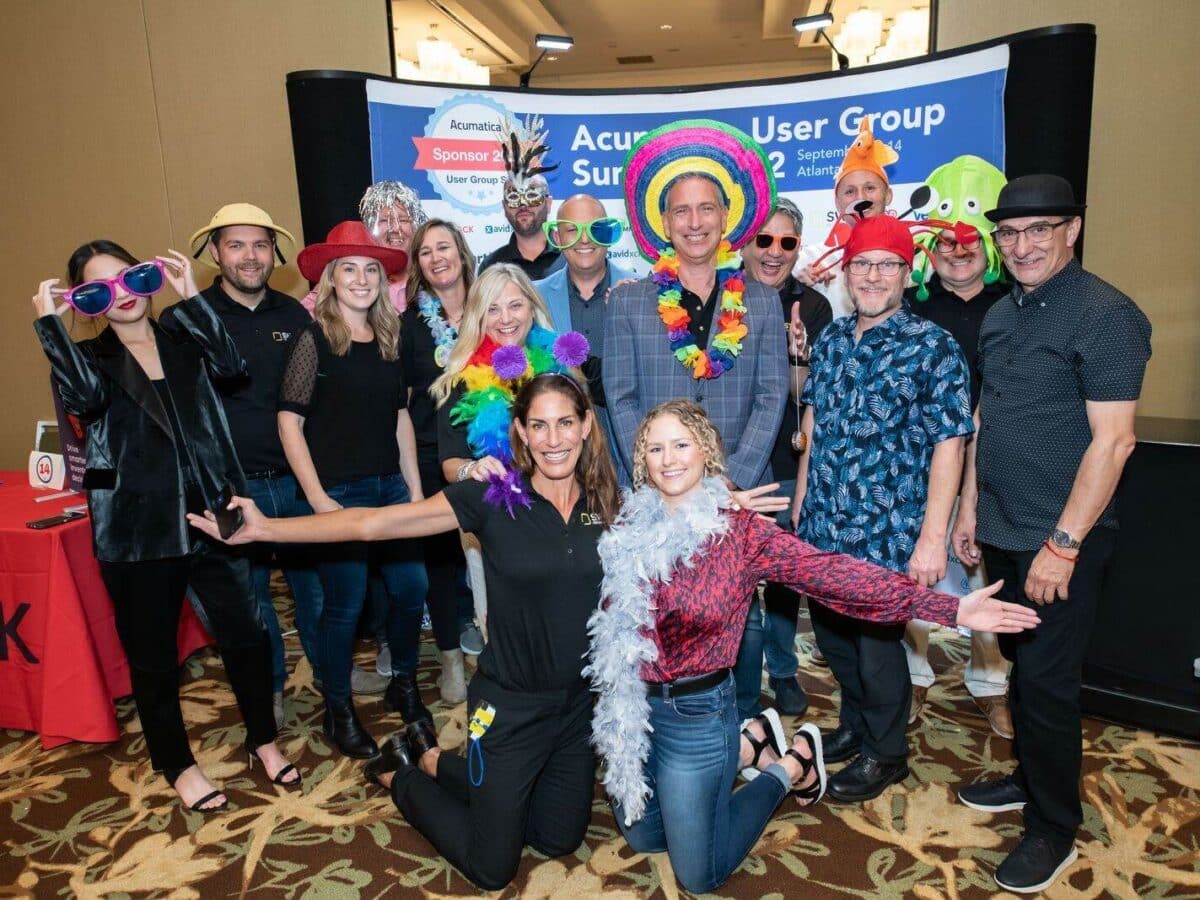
585, 400, 1041, 894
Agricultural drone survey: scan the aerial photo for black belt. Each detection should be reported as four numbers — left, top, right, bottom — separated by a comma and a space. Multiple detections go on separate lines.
244, 468, 289, 481
644, 668, 730, 699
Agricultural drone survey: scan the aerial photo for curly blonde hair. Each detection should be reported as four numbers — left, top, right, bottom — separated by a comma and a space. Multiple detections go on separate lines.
631, 399, 726, 488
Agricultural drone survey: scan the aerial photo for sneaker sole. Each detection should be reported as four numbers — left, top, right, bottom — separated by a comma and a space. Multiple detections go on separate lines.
959, 793, 1027, 813
795, 722, 827, 804
995, 846, 1077, 893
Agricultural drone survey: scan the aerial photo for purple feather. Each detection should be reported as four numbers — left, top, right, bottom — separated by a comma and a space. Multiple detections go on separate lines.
553, 331, 590, 368
492, 344, 528, 381
483, 469, 533, 518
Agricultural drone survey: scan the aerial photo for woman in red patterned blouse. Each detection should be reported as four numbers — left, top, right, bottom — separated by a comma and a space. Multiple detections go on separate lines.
586, 399, 1039, 894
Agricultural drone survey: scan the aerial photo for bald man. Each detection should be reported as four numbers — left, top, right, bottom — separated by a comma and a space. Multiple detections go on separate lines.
534, 194, 635, 466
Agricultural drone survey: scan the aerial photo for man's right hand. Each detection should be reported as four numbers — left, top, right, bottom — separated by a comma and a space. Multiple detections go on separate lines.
951, 501, 980, 565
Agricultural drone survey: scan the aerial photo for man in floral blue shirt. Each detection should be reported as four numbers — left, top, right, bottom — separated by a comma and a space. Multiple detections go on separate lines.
792, 215, 974, 802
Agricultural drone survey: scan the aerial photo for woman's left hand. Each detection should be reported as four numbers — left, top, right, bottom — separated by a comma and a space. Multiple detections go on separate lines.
157, 249, 199, 299
955, 580, 1041, 633
730, 483, 789, 521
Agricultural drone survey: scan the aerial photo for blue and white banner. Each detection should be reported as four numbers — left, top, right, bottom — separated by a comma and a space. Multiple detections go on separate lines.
367, 45, 1007, 276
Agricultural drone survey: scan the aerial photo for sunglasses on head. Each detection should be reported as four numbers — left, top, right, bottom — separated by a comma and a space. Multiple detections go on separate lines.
61, 260, 167, 317
753, 233, 800, 252
543, 217, 624, 250
504, 186, 548, 209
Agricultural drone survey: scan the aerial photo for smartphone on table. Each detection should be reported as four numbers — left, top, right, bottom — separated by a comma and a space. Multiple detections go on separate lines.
27, 511, 86, 529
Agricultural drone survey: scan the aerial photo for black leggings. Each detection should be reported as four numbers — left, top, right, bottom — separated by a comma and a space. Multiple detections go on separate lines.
390, 673, 594, 890
99, 546, 276, 775
419, 462, 468, 651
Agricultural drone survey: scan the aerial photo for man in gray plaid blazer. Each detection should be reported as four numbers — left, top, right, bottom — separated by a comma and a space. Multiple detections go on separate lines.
603, 173, 788, 490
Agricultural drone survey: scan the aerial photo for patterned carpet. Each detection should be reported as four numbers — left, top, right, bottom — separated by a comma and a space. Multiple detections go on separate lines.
3, 594, 1199, 899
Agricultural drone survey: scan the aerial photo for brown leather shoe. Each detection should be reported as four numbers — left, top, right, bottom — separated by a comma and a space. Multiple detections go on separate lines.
974, 693, 1015, 739
908, 685, 928, 725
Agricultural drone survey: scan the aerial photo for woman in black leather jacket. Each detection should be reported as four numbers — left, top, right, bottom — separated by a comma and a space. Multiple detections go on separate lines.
32, 241, 300, 812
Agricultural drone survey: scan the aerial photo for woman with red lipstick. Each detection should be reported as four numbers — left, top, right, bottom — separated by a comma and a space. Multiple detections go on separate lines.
31, 240, 298, 814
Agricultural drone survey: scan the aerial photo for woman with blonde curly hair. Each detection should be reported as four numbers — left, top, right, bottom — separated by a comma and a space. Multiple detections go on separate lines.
587, 400, 1041, 894
278, 221, 429, 758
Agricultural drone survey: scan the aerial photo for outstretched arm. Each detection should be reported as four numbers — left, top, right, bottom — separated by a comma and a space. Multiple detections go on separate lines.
188, 491, 460, 545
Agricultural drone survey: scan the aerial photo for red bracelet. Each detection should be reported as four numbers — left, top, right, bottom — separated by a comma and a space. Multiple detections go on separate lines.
1042, 540, 1078, 564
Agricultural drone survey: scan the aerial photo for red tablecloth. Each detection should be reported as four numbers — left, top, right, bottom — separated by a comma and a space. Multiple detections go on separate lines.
0, 472, 211, 748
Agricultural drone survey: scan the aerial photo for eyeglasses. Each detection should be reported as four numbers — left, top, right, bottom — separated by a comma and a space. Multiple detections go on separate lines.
543, 217, 624, 250
991, 220, 1071, 248
504, 185, 548, 209
846, 258, 906, 277
933, 230, 981, 254
753, 233, 800, 252
62, 260, 167, 317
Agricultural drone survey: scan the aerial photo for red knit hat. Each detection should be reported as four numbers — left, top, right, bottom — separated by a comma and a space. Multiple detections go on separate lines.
840, 215, 917, 269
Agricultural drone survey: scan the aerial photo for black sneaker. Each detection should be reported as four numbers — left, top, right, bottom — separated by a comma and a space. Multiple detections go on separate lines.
994, 835, 1078, 893
958, 774, 1027, 812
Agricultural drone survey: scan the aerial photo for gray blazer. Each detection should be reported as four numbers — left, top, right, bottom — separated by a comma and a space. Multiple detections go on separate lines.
603, 275, 788, 487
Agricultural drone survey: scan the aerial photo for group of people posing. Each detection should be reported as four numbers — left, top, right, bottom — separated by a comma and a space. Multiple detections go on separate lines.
33, 116, 1150, 896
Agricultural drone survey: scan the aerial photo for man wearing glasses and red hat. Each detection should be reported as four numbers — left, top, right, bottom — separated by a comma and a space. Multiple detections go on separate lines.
792, 214, 973, 803
952, 174, 1151, 894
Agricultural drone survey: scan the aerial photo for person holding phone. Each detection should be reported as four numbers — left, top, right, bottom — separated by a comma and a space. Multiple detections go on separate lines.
278, 222, 429, 759
31, 241, 299, 814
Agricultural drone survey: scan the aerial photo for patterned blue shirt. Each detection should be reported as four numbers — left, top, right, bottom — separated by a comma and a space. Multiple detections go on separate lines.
799, 307, 973, 572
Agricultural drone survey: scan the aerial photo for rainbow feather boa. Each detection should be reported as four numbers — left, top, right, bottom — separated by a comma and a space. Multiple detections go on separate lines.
449, 324, 589, 515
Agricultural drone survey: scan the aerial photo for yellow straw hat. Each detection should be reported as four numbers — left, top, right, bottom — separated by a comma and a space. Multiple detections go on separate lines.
188, 203, 298, 267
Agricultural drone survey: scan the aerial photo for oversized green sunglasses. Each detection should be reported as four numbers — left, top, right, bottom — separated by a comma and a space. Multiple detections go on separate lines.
543, 217, 624, 250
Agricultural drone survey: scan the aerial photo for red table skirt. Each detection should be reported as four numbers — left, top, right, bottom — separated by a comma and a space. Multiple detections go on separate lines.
0, 473, 211, 748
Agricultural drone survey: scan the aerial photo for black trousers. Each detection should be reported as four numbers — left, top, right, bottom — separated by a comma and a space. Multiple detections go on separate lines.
809, 601, 910, 763
99, 546, 276, 776
390, 672, 594, 891
418, 460, 468, 652
983, 527, 1115, 845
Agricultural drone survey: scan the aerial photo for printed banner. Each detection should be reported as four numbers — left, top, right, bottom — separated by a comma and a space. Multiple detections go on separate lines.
367, 45, 1007, 277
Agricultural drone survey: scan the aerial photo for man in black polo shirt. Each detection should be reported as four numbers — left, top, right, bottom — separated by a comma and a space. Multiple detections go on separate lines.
734, 198, 832, 716
188, 204, 333, 722
903, 224, 1012, 739
477, 174, 563, 280
952, 176, 1151, 894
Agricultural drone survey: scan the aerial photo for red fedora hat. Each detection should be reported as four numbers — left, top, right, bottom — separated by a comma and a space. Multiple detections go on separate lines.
297, 220, 408, 283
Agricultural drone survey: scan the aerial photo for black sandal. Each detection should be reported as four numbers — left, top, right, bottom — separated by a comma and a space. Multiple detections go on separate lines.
787, 723, 827, 805
164, 766, 229, 814
739, 708, 787, 781
363, 735, 413, 790
244, 740, 302, 790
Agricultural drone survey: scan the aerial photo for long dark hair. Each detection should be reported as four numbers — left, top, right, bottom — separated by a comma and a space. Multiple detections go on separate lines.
510, 373, 620, 525
66, 240, 138, 287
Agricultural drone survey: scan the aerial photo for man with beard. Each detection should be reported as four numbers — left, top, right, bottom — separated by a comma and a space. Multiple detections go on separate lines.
477, 174, 563, 280
793, 214, 973, 802
189, 204, 326, 724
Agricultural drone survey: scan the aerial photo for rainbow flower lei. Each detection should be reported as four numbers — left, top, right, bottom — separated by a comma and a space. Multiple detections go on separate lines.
652, 241, 747, 379
449, 324, 589, 515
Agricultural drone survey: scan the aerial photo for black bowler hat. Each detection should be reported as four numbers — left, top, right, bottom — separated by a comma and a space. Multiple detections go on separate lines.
984, 174, 1086, 222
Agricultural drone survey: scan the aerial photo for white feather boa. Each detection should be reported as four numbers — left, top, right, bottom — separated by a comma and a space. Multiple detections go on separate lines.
584, 476, 733, 825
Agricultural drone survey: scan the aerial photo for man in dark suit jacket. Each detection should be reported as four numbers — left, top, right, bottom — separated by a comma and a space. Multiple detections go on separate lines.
603, 173, 788, 492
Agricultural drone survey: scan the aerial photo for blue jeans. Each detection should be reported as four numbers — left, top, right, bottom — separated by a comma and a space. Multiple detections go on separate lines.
732, 480, 800, 717
316, 474, 429, 703
616, 674, 790, 893
244, 473, 324, 690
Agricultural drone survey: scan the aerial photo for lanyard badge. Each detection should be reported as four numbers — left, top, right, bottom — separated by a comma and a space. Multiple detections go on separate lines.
467, 701, 497, 787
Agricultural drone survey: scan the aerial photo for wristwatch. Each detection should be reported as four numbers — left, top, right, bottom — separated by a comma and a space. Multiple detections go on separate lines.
1049, 528, 1081, 551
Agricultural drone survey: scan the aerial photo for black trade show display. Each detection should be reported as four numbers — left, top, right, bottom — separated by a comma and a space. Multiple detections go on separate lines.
285, 24, 1097, 252
1081, 417, 1200, 740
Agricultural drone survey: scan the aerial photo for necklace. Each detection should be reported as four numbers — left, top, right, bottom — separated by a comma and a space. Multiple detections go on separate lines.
652, 241, 746, 379
417, 292, 459, 367
789, 307, 809, 452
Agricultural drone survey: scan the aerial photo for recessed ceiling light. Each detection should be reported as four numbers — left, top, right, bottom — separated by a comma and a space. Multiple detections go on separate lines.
660, 24, 672, 30
546, 55, 559, 61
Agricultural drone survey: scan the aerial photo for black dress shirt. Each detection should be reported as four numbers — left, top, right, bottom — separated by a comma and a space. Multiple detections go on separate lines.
478, 234, 562, 281
906, 274, 1008, 410
679, 280, 720, 350
567, 266, 613, 406
200, 279, 312, 475
974, 259, 1151, 551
